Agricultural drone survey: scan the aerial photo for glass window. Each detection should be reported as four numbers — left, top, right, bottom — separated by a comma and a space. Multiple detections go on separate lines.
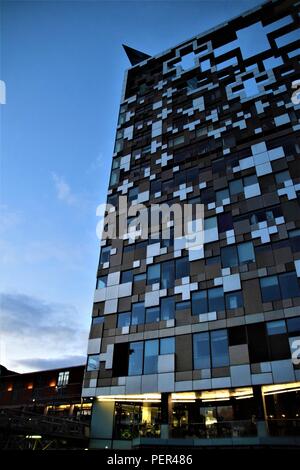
192, 291, 208, 315
238, 242, 255, 264
211, 329, 229, 368
225, 292, 243, 310
161, 260, 175, 288
206, 256, 221, 265
100, 246, 110, 264
147, 264, 161, 285
266, 320, 287, 336
221, 246, 238, 268
144, 340, 159, 374
287, 317, 300, 335
160, 337, 175, 355
193, 332, 211, 369
110, 169, 120, 185
208, 287, 225, 312
121, 270, 133, 283
229, 179, 243, 195
162, 180, 173, 192
175, 257, 189, 279
260, 276, 280, 302
145, 307, 160, 324
128, 186, 139, 202
87, 355, 99, 372
176, 301, 190, 311
289, 229, 300, 252
118, 312, 131, 328
92, 316, 105, 325
275, 171, 291, 185
96, 276, 107, 289
216, 188, 230, 205
218, 213, 233, 233
123, 244, 135, 253
244, 174, 258, 186
128, 342, 144, 376
279, 272, 300, 299
134, 273, 146, 283
131, 303, 145, 325
161, 297, 175, 320
57, 371, 69, 387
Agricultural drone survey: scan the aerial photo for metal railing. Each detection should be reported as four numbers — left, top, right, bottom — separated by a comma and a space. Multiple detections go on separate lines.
267, 419, 300, 437
113, 420, 258, 440
170, 420, 257, 439
114, 423, 161, 440
0, 408, 89, 440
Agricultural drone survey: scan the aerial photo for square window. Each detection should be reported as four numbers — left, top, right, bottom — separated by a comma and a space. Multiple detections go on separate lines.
229, 179, 243, 195
134, 273, 146, 283
176, 301, 191, 311
92, 316, 105, 325
225, 291, 243, 310
118, 312, 131, 328
160, 337, 175, 355
218, 213, 233, 233
128, 186, 139, 202
275, 171, 290, 185
237, 241, 255, 264
287, 317, 300, 335
266, 320, 287, 336
121, 270, 133, 283
260, 276, 280, 302
221, 245, 238, 268
146, 307, 160, 324
216, 188, 230, 205
87, 355, 99, 372
96, 276, 107, 289
279, 272, 300, 299
289, 229, 300, 252
228, 326, 247, 346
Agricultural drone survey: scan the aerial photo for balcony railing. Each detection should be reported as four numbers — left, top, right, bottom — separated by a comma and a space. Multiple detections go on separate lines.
267, 419, 300, 437
114, 423, 161, 440
170, 420, 257, 439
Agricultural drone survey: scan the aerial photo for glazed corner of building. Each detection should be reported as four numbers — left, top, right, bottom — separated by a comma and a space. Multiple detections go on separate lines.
82, 0, 300, 449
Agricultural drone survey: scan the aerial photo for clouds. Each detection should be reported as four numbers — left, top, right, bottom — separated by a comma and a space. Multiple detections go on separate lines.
15, 356, 86, 372
0, 291, 89, 373
52, 172, 77, 206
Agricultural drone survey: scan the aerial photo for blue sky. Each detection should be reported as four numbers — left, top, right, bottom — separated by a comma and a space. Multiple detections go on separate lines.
0, 0, 263, 372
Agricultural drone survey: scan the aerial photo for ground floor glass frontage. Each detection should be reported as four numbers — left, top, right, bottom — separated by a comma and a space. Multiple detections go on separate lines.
107, 383, 300, 441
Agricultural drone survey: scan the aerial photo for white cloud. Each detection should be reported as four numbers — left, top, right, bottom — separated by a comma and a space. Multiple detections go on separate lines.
0, 291, 89, 373
86, 152, 104, 175
52, 172, 77, 205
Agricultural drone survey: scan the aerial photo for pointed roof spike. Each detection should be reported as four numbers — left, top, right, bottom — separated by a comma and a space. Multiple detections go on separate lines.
122, 44, 151, 66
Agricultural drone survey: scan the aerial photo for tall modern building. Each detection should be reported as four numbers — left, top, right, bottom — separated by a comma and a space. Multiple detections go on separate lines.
82, 0, 300, 449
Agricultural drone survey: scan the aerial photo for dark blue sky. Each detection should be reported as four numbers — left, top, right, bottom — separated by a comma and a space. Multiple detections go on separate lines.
1, 0, 263, 372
